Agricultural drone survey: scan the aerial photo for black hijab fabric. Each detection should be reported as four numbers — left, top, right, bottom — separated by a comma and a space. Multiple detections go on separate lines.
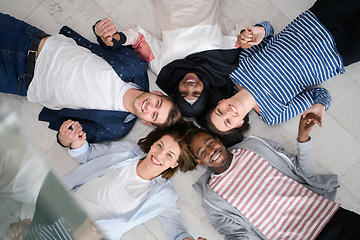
156, 48, 241, 117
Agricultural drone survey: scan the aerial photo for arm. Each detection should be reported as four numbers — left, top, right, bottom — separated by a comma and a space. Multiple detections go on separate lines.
93, 18, 161, 63
205, 205, 251, 240
158, 198, 194, 240
260, 114, 319, 178
266, 87, 331, 125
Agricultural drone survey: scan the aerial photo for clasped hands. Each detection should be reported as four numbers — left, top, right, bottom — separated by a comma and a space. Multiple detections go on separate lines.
237, 26, 266, 49
58, 119, 86, 148
94, 18, 119, 47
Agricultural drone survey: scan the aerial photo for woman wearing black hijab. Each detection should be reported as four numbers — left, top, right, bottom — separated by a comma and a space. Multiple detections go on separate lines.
156, 48, 241, 117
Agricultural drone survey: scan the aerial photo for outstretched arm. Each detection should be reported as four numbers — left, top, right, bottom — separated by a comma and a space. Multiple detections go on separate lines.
265, 87, 331, 125
93, 18, 161, 64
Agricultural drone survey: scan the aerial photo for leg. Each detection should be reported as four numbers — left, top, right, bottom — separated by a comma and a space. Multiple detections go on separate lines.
315, 207, 360, 240
0, 13, 44, 96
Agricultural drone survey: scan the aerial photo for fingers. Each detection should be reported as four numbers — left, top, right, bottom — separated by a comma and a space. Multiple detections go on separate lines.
301, 113, 322, 128
97, 18, 117, 38
60, 120, 84, 137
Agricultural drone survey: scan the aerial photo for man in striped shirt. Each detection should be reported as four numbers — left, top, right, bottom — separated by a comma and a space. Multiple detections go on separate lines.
191, 113, 360, 240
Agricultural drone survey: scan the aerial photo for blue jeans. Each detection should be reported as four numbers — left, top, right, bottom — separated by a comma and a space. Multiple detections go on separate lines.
0, 13, 46, 96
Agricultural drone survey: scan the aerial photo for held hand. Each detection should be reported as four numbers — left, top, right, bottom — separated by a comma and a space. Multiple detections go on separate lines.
237, 26, 265, 49
94, 18, 118, 46
58, 119, 86, 147
303, 103, 326, 123
298, 113, 322, 142
4, 222, 28, 240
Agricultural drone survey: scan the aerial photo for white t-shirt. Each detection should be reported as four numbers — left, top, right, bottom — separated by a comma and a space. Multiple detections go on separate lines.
74, 161, 152, 221
27, 33, 136, 111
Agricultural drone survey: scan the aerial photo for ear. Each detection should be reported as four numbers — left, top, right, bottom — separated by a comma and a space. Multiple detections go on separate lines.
142, 119, 153, 126
171, 162, 179, 169
236, 120, 244, 128
151, 90, 164, 96
195, 158, 206, 166
217, 99, 225, 104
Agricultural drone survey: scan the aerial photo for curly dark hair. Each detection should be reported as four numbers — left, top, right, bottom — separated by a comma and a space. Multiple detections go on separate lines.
198, 104, 251, 148
137, 121, 197, 179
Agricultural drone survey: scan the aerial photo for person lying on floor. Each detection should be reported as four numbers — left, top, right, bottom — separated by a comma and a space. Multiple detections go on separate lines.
0, 13, 181, 144
190, 114, 360, 239
58, 120, 206, 240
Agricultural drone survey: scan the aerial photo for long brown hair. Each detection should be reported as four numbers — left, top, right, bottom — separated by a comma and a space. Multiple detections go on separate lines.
137, 121, 197, 179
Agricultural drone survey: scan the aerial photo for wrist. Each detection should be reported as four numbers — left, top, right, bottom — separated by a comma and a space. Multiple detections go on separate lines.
57, 132, 71, 147
298, 135, 310, 143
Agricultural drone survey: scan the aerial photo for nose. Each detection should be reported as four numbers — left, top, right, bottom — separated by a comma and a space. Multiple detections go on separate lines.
206, 146, 215, 157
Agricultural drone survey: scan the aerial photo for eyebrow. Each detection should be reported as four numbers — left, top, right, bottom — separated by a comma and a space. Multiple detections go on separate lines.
159, 98, 163, 108
196, 137, 212, 156
161, 140, 176, 156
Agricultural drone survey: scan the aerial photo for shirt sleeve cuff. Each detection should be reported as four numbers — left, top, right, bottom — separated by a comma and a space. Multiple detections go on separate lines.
68, 140, 89, 158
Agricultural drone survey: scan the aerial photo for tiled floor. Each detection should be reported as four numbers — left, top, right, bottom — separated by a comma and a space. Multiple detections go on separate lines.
1, 0, 360, 239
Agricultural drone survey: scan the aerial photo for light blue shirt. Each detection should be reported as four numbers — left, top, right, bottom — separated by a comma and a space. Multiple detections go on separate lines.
62, 139, 192, 240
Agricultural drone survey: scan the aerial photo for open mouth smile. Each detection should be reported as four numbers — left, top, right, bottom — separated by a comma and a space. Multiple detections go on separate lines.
210, 149, 221, 163
141, 99, 148, 112
151, 155, 162, 165
185, 78, 197, 84
229, 104, 238, 114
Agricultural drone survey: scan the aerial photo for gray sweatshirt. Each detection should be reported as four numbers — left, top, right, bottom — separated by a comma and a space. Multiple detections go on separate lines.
192, 136, 339, 240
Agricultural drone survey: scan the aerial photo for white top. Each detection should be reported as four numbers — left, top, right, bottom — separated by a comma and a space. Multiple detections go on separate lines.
122, 0, 240, 75
73, 160, 152, 221
27, 33, 136, 111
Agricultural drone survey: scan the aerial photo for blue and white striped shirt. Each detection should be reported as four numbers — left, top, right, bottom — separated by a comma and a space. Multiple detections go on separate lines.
26, 217, 73, 240
230, 11, 344, 125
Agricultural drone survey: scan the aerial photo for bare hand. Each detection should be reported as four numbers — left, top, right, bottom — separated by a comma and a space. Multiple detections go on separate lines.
298, 113, 322, 142
94, 18, 118, 46
303, 103, 326, 123
58, 119, 86, 147
4, 222, 28, 240
237, 26, 265, 49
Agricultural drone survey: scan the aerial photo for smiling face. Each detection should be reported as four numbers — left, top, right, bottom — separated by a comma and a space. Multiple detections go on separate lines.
132, 92, 173, 125
191, 132, 232, 174
178, 73, 204, 101
143, 135, 181, 175
211, 98, 245, 132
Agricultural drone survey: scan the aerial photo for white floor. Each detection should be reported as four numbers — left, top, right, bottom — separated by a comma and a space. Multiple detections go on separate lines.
1, 0, 360, 239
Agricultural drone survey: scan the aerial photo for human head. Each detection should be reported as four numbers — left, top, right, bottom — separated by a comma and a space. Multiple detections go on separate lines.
133, 91, 182, 128
137, 121, 197, 179
202, 105, 250, 147
190, 131, 232, 174
210, 98, 249, 132
178, 73, 204, 101
175, 73, 207, 117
